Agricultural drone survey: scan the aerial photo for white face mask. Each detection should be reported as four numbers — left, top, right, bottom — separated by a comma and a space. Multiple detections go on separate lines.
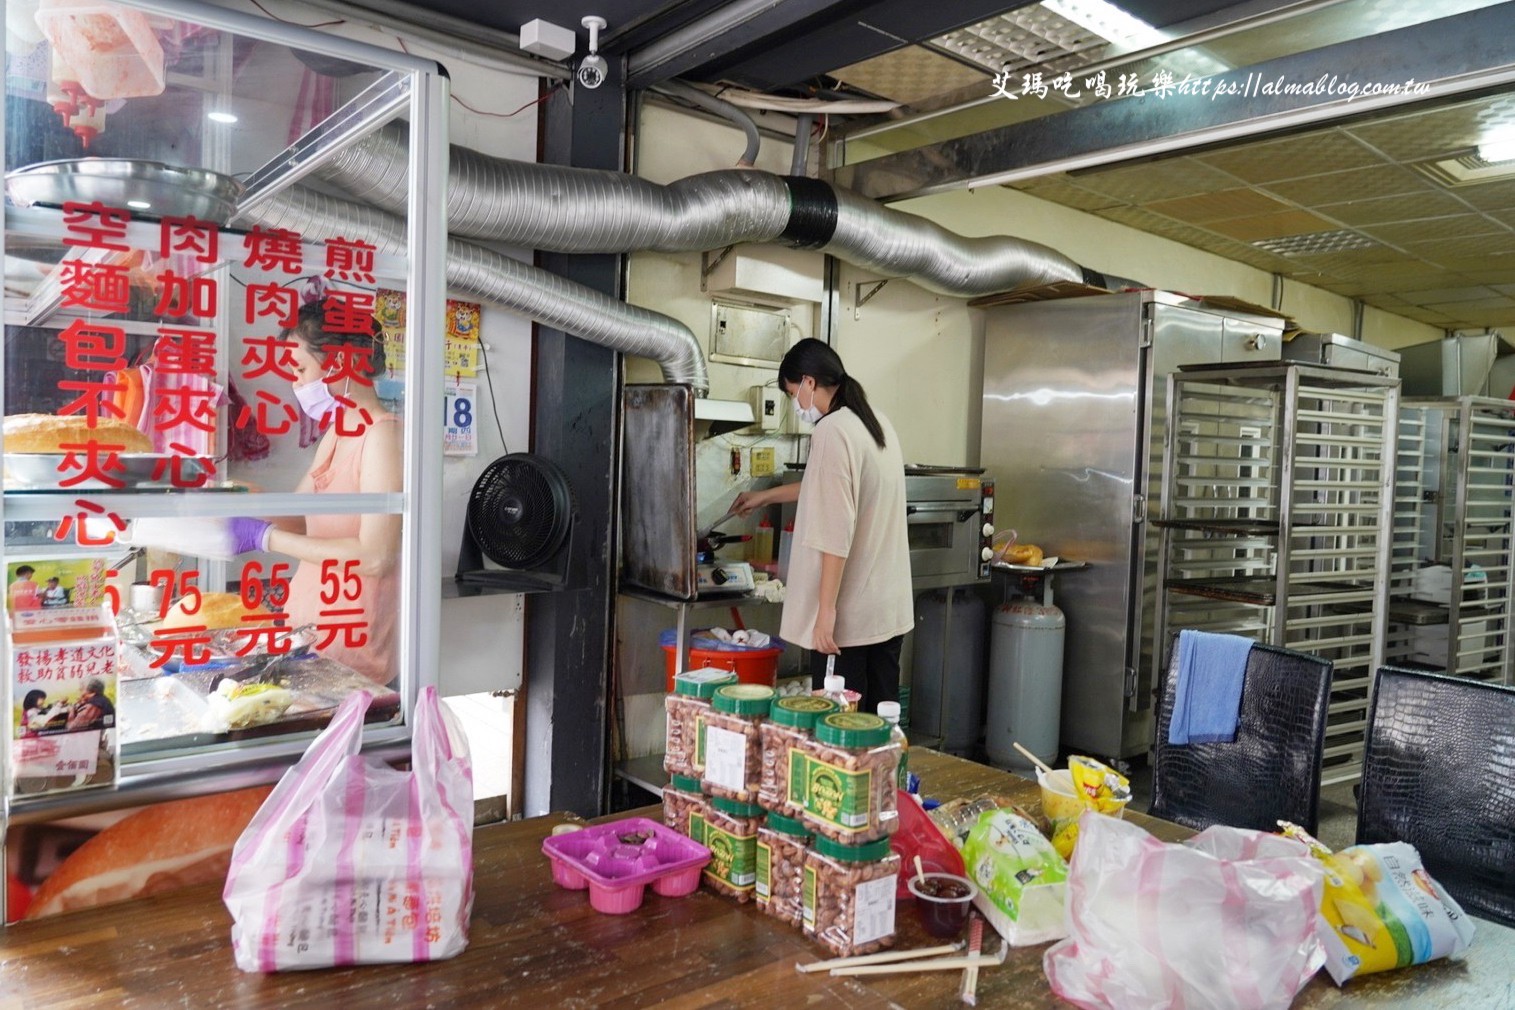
294, 373, 340, 423
792, 383, 824, 424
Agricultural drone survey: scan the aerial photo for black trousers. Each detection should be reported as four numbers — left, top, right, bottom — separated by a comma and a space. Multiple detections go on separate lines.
808, 634, 904, 717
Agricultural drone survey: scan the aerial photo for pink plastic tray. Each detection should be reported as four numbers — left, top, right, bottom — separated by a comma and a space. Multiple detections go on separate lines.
542, 817, 711, 914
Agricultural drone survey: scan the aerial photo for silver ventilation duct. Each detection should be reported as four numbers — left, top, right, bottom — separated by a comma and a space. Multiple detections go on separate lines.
235, 186, 709, 394
316, 125, 1093, 296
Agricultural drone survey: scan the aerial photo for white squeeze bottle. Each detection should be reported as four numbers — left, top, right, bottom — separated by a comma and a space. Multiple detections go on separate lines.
877, 701, 908, 790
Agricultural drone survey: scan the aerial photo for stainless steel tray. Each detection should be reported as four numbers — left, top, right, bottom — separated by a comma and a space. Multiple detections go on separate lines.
6, 159, 244, 226
4, 452, 213, 490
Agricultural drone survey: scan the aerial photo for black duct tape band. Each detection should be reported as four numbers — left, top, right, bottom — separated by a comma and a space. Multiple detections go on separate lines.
781, 176, 838, 249
1080, 266, 1108, 290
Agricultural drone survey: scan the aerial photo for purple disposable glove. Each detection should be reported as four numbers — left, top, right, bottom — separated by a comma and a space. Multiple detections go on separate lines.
229, 517, 273, 554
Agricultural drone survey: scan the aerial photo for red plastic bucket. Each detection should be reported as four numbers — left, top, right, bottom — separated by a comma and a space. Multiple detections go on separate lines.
662, 644, 782, 693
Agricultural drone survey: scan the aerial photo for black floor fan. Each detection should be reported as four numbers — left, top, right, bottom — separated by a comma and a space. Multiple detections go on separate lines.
455, 453, 576, 593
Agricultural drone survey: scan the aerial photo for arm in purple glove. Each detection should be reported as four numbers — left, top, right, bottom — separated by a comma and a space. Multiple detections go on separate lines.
229, 517, 273, 554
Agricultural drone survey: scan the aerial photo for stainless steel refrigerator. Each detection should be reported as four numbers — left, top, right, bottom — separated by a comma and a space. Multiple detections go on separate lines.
978, 290, 1285, 760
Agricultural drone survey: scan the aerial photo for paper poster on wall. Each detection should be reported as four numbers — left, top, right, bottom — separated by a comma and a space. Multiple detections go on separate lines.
9, 605, 118, 798
444, 380, 478, 456
444, 299, 481, 379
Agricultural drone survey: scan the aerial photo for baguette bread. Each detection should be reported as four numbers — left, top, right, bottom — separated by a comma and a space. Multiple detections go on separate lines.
24, 785, 274, 919
3, 413, 153, 454
161, 591, 272, 631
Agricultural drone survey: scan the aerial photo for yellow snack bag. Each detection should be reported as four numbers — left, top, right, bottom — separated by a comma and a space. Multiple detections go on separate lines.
1068, 755, 1132, 814
1280, 823, 1476, 984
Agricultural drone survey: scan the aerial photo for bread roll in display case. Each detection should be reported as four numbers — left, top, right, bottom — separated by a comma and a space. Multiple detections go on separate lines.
3, 0, 448, 917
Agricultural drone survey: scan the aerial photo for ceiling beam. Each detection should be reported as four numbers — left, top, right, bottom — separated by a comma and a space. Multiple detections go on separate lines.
832, 3, 1515, 201
626, 0, 845, 88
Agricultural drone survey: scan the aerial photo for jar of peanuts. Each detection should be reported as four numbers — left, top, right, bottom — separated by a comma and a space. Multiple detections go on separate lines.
758, 695, 837, 812
790, 712, 901, 844
663, 668, 737, 778
701, 684, 774, 803
802, 835, 900, 956
693, 796, 764, 902
662, 774, 707, 837
756, 811, 812, 927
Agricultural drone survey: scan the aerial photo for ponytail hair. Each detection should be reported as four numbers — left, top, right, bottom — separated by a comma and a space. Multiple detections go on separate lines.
778, 338, 886, 449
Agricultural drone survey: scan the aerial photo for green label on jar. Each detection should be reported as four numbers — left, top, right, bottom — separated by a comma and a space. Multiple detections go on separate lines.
702, 821, 756, 891
897, 749, 909, 791
688, 811, 706, 844
694, 715, 707, 772
802, 865, 817, 931
788, 748, 874, 831
755, 840, 772, 905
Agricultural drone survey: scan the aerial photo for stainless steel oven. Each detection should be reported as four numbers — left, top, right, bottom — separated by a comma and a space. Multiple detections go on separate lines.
904, 466, 996, 592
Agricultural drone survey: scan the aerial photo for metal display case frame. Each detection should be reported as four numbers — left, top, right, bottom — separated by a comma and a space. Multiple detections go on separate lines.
2, 0, 448, 828
1153, 363, 1399, 785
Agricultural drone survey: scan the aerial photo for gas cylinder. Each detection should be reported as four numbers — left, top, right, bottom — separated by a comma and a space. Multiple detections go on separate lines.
984, 598, 1065, 771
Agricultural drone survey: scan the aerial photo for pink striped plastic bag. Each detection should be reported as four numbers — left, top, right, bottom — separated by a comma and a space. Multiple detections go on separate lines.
1044, 812, 1325, 1010
223, 686, 474, 971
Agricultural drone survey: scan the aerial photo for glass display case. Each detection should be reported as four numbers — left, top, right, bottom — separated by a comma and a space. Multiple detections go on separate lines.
2, 0, 447, 815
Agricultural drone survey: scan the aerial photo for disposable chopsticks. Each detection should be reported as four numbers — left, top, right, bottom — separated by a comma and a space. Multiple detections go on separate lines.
795, 942, 963, 974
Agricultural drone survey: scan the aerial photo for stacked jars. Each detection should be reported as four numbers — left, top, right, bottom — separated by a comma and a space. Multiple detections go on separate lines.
758, 695, 837, 812
803, 835, 901, 956
664, 668, 738, 779
756, 811, 812, 926
789, 712, 902, 844
700, 684, 774, 804
693, 796, 764, 901
662, 774, 706, 836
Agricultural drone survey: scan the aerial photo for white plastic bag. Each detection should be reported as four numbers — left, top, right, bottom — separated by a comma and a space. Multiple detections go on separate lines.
1044, 813, 1325, 1010
224, 686, 474, 971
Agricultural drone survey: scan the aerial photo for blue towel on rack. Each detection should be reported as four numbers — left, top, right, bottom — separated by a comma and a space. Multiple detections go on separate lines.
1168, 629, 1252, 745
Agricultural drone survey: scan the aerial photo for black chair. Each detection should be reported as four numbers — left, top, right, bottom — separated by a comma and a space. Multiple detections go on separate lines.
1357, 667, 1515, 928
1150, 638, 1333, 834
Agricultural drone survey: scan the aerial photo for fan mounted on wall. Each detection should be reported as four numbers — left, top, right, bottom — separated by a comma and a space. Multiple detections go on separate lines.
455, 452, 576, 593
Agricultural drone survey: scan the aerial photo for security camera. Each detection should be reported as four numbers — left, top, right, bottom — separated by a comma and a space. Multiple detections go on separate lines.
577, 15, 608, 90
577, 53, 607, 90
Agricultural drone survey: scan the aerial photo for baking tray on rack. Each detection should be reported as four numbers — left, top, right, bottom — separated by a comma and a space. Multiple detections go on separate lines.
1153, 518, 1286, 536
6, 159, 244, 225
1165, 576, 1374, 607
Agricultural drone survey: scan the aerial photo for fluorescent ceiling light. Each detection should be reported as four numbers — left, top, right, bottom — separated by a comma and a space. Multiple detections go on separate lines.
207, 110, 238, 124
126, 199, 151, 210
1480, 127, 1515, 164
1041, 0, 1165, 50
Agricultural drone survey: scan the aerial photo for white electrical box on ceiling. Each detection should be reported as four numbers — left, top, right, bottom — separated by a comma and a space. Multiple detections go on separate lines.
703, 245, 824, 304
520, 18, 576, 61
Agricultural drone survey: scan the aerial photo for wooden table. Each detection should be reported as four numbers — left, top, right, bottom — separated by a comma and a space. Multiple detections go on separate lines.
1, 750, 1511, 1009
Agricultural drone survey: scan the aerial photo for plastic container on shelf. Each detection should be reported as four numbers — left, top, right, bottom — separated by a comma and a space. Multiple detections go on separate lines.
662, 774, 707, 837
663, 667, 737, 778
789, 712, 901, 844
690, 796, 763, 902
700, 683, 773, 803
758, 694, 837, 811
36, 0, 167, 99
540, 816, 711, 915
659, 628, 784, 693
756, 811, 812, 926
777, 521, 794, 582
802, 835, 900, 956
752, 517, 774, 564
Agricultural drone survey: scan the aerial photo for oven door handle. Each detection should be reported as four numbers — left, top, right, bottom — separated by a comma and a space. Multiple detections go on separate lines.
906, 504, 979, 523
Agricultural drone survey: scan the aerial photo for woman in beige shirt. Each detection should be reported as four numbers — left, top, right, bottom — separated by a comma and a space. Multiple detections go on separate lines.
734, 339, 913, 715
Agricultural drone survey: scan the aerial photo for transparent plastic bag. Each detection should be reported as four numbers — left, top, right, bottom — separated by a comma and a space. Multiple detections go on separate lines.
223, 686, 474, 971
1044, 813, 1325, 1010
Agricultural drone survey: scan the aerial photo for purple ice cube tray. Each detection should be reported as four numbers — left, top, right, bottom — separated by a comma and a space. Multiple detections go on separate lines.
541, 817, 711, 914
